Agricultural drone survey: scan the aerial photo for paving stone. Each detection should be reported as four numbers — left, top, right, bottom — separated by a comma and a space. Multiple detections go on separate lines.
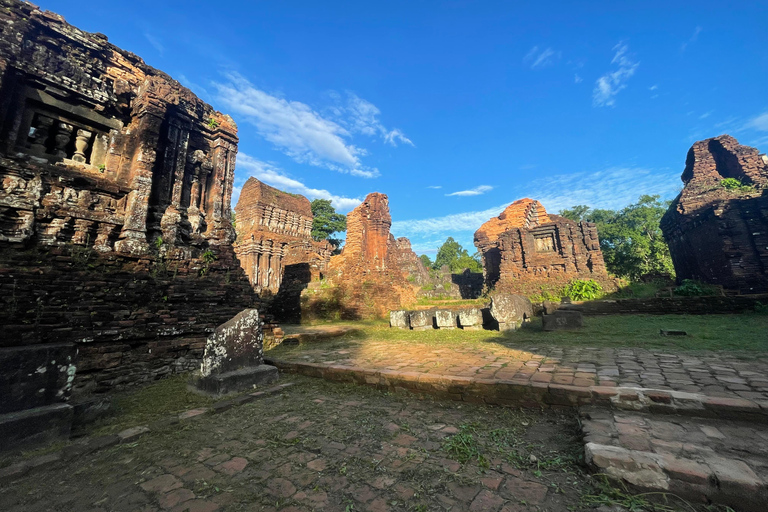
469, 489, 505, 511
140, 474, 182, 494
214, 457, 248, 475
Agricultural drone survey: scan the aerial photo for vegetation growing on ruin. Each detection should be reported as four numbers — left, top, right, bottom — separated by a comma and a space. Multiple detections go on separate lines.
719, 177, 755, 193
559, 194, 674, 280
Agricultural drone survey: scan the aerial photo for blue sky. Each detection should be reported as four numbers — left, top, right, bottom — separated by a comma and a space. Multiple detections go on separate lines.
45, 0, 768, 255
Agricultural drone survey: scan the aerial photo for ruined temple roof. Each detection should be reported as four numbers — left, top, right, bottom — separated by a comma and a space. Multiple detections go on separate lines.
236, 177, 313, 219
474, 198, 551, 246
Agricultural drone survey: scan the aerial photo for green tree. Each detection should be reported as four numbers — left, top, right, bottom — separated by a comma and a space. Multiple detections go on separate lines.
433, 237, 482, 273
558, 195, 674, 280
310, 199, 346, 249
419, 254, 432, 269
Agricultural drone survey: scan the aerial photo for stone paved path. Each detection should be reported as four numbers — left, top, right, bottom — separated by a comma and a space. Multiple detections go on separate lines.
581, 407, 768, 512
0, 376, 606, 512
267, 338, 768, 404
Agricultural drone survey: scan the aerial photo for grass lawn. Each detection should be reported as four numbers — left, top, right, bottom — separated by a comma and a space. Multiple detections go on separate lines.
300, 313, 768, 354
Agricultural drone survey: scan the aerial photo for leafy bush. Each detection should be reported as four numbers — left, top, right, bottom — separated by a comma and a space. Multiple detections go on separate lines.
674, 279, 719, 297
421, 283, 434, 291
720, 178, 755, 193
564, 279, 603, 301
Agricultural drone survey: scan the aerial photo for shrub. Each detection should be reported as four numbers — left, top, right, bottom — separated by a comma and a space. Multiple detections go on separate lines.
720, 178, 755, 193
564, 279, 603, 301
674, 279, 719, 296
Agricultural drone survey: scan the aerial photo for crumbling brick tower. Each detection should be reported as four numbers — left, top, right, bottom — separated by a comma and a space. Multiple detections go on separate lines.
474, 198, 610, 296
0, 1, 259, 448
661, 135, 768, 293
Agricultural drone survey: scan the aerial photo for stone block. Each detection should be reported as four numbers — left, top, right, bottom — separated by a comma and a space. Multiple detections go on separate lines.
542, 310, 583, 331
192, 365, 279, 396
0, 403, 73, 452
435, 310, 457, 329
490, 293, 533, 331
0, 343, 77, 415
199, 309, 264, 377
409, 310, 435, 331
390, 310, 410, 329
458, 308, 483, 330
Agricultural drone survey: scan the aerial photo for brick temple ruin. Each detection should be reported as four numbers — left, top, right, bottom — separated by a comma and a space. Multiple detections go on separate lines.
474, 198, 610, 295
234, 177, 332, 294
291, 193, 418, 320
661, 135, 768, 293
0, 1, 270, 447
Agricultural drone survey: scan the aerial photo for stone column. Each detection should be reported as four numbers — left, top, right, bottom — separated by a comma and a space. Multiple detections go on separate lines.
160, 119, 190, 244
115, 102, 164, 256
72, 129, 92, 163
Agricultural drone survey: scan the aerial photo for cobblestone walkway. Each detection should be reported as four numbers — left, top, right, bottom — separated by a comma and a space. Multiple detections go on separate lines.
0, 376, 599, 512
268, 339, 768, 404
581, 407, 768, 511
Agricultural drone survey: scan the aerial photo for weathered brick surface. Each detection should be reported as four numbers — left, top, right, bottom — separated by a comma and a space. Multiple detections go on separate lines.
474, 198, 612, 295
0, 1, 260, 395
306, 193, 417, 319
233, 177, 332, 294
661, 135, 768, 293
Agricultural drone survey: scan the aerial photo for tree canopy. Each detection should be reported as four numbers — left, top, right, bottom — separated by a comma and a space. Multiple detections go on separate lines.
419, 254, 433, 269
310, 199, 346, 249
559, 195, 674, 280
433, 237, 483, 273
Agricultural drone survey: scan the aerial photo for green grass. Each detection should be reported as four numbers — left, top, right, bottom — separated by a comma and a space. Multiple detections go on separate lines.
272, 313, 768, 354
87, 375, 214, 435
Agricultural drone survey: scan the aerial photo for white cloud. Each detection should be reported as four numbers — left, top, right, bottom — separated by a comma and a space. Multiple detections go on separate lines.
427, 185, 442, 189
445, 185, 493, 197
699, 111, 713, 120
649, 85, 658, 91
341, 93, 414, 147
144, 33, 164, 55
392, 204, 509, 237
213, 73, 379, 178
681, 26, 702, 52
234, 153, 362, 212
745, 112, 768, 131
524, 46, 559, 69
592, 43, 639, 107
393, 167, 679, 240
574, 74, 583, 84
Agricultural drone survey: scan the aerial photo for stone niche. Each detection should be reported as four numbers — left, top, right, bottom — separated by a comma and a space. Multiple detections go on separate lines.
474, 198, 611, 295
298, 193, 418, 320
0, 2, 264, 447
661, 135, 768, 293
234, 177, 332, 294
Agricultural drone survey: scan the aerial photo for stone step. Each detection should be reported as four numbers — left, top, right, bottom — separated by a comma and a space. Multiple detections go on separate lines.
580, 406, 768, 512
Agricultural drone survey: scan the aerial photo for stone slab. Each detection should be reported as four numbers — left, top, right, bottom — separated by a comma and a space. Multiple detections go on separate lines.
409, 310, 434, 330
435, 310, 457, 329
542, 310, 583, 331
389, 310, 410, 329
192, 364, 279, 396
457, 308, 483, 329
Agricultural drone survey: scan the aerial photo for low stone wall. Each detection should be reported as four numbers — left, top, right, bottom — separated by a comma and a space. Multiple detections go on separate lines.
560, 295, 768, 315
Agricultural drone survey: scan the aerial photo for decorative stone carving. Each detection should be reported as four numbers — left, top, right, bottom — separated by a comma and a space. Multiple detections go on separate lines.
234, 177, 332, 294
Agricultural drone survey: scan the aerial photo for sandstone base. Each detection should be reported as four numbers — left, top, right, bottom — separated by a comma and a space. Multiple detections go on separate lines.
0, 404, 73, 452
191, 365, 279, 396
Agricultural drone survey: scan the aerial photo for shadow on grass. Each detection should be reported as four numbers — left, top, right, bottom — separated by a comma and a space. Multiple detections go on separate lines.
267, 312, 768, 364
